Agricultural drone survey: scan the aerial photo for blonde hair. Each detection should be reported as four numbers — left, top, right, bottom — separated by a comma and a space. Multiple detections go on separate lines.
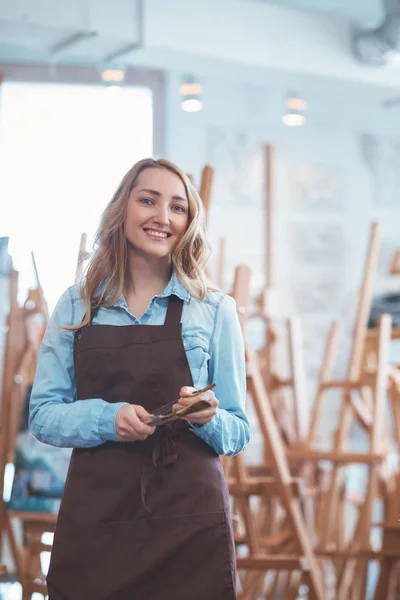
67, 158, 212, 330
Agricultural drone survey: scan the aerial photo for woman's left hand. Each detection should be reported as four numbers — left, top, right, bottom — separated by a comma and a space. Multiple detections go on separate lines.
173, 386, 218, 425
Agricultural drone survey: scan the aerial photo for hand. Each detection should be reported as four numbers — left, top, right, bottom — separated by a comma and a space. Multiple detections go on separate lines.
173, 386, 218, 425
116, 404, 156, 442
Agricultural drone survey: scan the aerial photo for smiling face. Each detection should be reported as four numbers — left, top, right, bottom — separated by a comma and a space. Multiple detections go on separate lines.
124, 167, 189, 260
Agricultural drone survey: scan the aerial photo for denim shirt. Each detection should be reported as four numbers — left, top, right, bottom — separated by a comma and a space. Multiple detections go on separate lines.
29, 271, 250, 457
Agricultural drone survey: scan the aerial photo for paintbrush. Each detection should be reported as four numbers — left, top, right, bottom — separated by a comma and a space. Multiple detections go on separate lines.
144, 383, 216, 426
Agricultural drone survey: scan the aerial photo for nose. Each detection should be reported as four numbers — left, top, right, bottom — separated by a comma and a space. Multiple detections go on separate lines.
154, 204, 170, 226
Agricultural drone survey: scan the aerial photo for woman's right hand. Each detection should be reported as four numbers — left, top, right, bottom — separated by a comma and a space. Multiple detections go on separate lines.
115, 404, 156, 442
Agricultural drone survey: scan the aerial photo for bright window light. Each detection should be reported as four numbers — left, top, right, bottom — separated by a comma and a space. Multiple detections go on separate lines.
0, 82, 153, 312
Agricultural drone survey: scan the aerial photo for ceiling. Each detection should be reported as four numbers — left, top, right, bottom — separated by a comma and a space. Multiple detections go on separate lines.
0, 0, 399, 92
246, 0, 384, 26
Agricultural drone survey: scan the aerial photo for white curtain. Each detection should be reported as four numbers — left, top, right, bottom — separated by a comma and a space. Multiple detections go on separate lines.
0, 81, 153, 312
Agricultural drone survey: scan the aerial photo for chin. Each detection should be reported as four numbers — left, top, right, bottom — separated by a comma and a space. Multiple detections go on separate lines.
131, 243, 173, 259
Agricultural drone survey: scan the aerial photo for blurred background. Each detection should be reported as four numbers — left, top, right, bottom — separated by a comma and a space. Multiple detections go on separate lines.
1, 1, 400, 598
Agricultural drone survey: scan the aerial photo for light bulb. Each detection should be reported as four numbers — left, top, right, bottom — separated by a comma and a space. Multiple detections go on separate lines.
101, 69, 125, 83
282, 112, 305, 126
286, 97, 308, 111
181, 98, 203, 113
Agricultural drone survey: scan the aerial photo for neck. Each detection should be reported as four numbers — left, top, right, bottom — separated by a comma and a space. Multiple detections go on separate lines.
124, 249, 172, 298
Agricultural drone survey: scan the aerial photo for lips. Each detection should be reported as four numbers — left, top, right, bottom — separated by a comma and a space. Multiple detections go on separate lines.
143, 228, 172, 240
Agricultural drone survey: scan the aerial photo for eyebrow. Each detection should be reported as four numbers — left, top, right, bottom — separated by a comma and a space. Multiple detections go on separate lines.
138, 188, 188, 204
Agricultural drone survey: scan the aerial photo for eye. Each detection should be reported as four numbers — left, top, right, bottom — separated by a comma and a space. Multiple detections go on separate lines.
172, 205, 186, 213
140, 197, 154, 206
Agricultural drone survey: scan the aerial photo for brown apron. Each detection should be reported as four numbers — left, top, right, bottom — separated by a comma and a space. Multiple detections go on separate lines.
47, 295, 237, 600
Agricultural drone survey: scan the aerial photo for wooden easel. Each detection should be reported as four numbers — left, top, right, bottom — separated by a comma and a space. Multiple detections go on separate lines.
389, 249, 400, 275
216, 238, 225, 289
198, 165, 214, 218
188, 164, 222, 285
301, 222, 381, 469
75, 232, 91, 283
191, 164, 226, 290
372, 470, 400, 598
293, 222, 400, 597
335, 314, 391, 599
0, 255, 56, 599
217, 145, 314, 596
361, 252, 400, 597
186, 164, 214, 218
228, 220, 398, 597
237, 146, 313, 575
228, 264, 326, 600
250, 145, 309, 447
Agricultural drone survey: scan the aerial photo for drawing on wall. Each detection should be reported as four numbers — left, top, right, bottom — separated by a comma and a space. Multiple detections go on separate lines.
206, 128, 264, 207
291, 270, 344, 314
286, 162, 340, 211
288, 222, 346, 267
205, 128, 266, 293
360, 132, 400, 207
300, 317, 330, 363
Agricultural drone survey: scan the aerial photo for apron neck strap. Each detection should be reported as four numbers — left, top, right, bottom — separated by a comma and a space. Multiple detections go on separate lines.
164, 295, 184, 330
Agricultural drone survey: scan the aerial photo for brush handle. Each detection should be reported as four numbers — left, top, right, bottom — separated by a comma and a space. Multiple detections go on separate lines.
145, 383, 216, 426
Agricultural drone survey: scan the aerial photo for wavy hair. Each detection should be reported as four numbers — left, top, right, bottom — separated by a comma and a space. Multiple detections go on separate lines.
67, 158, 212, 330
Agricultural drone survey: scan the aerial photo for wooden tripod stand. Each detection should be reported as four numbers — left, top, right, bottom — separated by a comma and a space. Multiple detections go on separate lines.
0, 255, 55, 599
292, 222, 400, 597
251, 145, 309, 448
227, 264, 326, 600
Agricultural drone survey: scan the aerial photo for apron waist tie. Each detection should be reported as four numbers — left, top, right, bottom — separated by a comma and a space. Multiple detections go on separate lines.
140, 424, 179, 513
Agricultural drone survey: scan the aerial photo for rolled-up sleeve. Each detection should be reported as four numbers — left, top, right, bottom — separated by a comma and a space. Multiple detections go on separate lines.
190, 294, 250, 456
29, 288, 126, 448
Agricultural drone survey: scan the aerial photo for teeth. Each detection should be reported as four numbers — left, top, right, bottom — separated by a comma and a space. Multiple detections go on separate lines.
146, 230, 168, 238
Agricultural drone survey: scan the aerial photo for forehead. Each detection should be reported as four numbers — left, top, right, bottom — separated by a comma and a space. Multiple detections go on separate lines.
135, 167, 187, 197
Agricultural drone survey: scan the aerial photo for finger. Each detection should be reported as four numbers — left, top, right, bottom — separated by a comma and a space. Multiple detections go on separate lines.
125, 413, 155, 436
136, 422, 155, 436
179, 386, 196, 397
187, 407, 217, 420
182, 410, 217, 424
132, 406, 156, 433
172, 399, 209, 412
174, 393, 217, 409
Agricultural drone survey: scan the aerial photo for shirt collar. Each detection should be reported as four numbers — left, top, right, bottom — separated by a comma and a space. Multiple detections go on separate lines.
157, 268, 191, 303
112, 268, 191, 308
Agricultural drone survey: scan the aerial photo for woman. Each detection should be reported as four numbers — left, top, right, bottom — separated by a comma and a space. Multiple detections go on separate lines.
30, 157, 250, 600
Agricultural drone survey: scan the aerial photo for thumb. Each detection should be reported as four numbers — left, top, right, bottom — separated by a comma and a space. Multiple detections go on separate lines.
134, 405, 152, 420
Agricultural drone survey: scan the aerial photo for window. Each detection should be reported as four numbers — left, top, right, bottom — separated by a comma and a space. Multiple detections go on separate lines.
0, 71, 161, 311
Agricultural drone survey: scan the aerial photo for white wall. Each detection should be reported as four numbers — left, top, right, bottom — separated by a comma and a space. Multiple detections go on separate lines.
164, 69, 400, 452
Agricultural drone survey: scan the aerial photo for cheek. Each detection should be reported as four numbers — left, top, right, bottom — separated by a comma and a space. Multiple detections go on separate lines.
124, 205, 144, 232
176, 215, 189, 237
123, 214, 142, 245
125, 202, 141, 224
